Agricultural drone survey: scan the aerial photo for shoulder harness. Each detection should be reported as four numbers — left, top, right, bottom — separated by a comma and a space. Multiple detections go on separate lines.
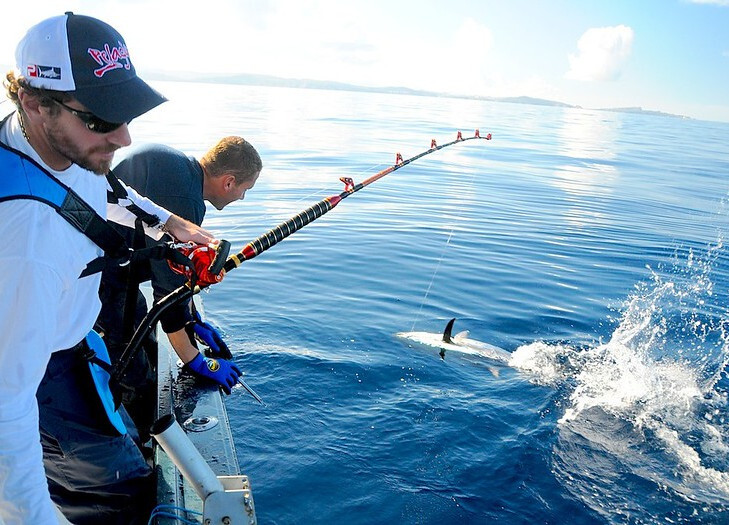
0, 117, 191, 277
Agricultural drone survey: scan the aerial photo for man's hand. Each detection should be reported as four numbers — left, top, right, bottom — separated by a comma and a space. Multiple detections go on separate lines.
185, 353, 241, 395
164, 214, 214, 244
186, 311, 232, 359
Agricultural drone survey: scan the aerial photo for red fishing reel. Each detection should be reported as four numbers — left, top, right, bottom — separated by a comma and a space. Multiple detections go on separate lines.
168, 240, 231, 286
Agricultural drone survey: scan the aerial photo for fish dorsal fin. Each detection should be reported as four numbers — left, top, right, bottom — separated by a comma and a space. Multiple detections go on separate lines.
453, 330, 470, 342
443, 318, 456, 344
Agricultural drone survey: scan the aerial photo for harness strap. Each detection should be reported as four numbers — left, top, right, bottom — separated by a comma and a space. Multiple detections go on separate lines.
78, 342, 113, 374
105, 169, 161, 227
79, 242, 195, 277
0, 123, 181, 280
81, 330, 127, 435
0, 136, 130, 262
1, 115, 168, 278
59, 190, 131, 258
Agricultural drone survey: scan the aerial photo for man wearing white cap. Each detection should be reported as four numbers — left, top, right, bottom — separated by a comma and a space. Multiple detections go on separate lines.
0, 12, 218, 524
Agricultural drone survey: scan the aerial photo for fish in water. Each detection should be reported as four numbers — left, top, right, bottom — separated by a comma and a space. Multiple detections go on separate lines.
397, 318, 512, 363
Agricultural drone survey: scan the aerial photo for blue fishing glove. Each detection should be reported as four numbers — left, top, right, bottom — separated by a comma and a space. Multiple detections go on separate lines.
187, 310, 232, 359
185, 353, 241, 395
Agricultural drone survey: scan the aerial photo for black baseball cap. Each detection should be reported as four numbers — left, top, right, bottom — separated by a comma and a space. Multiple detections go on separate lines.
15, 12, 166, 123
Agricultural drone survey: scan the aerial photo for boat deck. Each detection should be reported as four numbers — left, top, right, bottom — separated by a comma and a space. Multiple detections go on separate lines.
142, 289, 255, 524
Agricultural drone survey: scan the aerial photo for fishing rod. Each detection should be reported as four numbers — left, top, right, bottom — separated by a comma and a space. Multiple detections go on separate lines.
224, 129, 491, 270
110, 130, 492, 401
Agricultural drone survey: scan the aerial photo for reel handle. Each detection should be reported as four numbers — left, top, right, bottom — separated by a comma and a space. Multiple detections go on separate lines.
209, 239, 231, 275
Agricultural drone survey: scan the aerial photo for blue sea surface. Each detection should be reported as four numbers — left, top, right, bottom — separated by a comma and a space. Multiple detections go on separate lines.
130, 81, 729, 524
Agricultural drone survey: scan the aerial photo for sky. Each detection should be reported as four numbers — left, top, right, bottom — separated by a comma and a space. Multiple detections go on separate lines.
1, 0, 728, 122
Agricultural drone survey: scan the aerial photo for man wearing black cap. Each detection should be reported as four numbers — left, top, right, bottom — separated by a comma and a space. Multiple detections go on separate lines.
0, 12, 218, 525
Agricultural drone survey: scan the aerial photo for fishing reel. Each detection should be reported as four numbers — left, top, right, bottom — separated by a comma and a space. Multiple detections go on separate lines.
168, 240, 231, 286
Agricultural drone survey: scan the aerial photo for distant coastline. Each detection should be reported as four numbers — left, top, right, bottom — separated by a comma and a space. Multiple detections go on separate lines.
0, 64, 691, 121
147, 71, 691, 120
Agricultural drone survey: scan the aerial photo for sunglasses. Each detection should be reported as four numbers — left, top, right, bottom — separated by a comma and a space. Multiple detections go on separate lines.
51, 99, 125, 134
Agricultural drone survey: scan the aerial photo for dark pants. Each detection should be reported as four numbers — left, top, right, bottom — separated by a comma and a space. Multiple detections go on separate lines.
37, 347, 155, 525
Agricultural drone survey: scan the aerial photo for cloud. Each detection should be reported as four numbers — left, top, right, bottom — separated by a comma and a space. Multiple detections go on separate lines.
566, 25, 634, 82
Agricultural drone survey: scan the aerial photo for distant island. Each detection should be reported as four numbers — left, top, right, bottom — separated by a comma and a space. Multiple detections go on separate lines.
147, 71, 690, 120
597, 106, 690, 119
149, 70, 584, 108
0, 63, 689, 120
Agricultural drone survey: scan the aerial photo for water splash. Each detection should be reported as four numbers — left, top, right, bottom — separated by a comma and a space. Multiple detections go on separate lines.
510, 240, 729, 519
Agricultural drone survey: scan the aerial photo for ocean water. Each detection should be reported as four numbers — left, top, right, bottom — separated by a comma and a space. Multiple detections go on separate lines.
130, 81, 729, 524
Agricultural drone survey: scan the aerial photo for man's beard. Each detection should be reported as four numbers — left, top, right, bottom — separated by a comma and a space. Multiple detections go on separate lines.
45, 120, 117, 175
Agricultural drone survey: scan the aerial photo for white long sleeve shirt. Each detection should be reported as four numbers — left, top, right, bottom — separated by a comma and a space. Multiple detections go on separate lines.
0, 113, 171, 524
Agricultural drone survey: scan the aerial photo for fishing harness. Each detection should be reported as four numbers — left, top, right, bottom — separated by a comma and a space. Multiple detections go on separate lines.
0, 115, 228, 427
0, 144, 199, 280
0, 116, 227, 284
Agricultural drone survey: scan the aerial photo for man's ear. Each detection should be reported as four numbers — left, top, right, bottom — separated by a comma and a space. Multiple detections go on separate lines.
223, 173, 237, 191
18, 88, 44, 120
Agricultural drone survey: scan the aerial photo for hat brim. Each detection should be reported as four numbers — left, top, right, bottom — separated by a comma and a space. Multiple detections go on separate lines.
72, 75, 167, 124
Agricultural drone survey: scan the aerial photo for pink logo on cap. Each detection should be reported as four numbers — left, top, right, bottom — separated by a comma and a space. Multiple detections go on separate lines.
87, 41, 131, 78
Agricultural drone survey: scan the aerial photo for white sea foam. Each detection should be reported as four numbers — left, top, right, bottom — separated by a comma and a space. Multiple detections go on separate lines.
559, 243, 729, 504
507, 242, 729, 505
508, 341, 575, 386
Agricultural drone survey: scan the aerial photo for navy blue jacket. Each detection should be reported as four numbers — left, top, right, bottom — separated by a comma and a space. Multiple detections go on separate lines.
98, 144, 205, 345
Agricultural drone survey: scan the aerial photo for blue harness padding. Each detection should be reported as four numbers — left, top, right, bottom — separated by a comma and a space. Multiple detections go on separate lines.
85, 330, 128, 435
0, 141, 68, 206
0, 138, 132, 271
0, 137, 185, 279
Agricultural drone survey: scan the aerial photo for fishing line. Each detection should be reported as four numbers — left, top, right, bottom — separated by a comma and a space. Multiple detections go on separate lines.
410, 158, 480, 332
410, 228, 457, 331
